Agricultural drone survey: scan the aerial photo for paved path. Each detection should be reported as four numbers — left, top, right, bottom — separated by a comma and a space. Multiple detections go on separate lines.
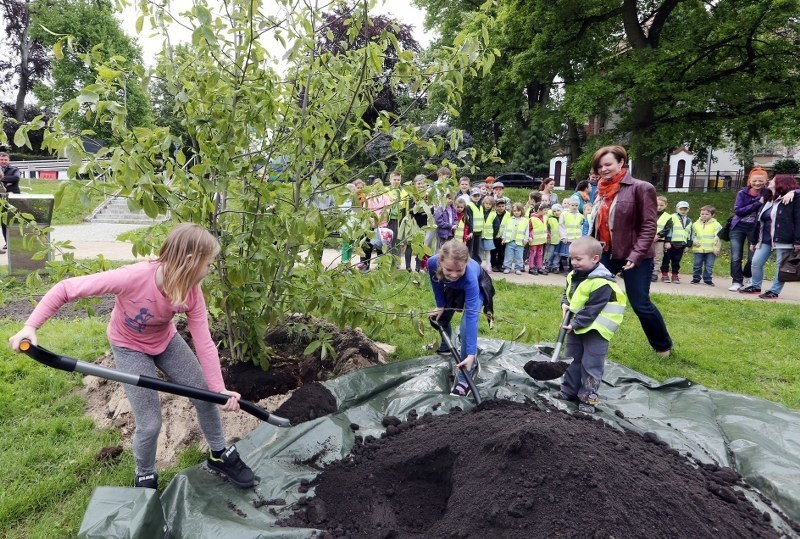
4, 224, 798, 304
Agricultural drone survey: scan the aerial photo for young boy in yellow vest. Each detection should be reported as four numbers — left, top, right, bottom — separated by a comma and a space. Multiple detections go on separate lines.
466, 187, 484, 264
554, 236, 627, 414
558, 198, 584, 272
659, 201, 693, 283
544, 204, 563, 273
691, 205, 722, 285
490, 197, 510, 272
651, 196, 670, 282
502, 202, 528, 274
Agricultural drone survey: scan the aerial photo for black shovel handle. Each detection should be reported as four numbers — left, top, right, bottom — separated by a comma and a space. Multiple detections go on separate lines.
550, 311, 573, 362
428, 317, 482, 405
18, 340, 291, 428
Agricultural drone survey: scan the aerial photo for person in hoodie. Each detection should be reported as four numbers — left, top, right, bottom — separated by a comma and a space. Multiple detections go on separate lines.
690, 205, 722, 286
553, 236, 627, 414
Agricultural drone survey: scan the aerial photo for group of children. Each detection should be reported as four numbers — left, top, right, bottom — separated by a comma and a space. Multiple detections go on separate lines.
433, 177, 594, 277
653, 196, 723, 286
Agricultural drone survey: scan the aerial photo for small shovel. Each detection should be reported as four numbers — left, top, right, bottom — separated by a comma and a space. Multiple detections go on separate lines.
428, 317, 482, 405
18, 340, 292, 427
523, 311, 573, 381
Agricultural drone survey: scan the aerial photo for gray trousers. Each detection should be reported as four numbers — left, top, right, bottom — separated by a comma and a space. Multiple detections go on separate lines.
560, 329, 608, 405
113, 334, 227, 475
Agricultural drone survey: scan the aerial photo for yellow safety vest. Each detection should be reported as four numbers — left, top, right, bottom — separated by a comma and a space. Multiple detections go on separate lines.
483, 210, 496, 237
528, 216, 547, 246
562, 212, 584, 242
565, 274, 627, 341
656, 212, 671, 236
494, 211, 511, 239
387, 188, 409, 219
468, 201, 484, 234
504, 216, 528, 245
547, 216, 561, 244
668, 214, 691, 244
692, 218, 721, 253
454, 213, 468, 243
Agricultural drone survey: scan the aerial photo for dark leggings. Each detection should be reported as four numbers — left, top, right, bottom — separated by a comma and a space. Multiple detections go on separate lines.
661, 246, 686, 274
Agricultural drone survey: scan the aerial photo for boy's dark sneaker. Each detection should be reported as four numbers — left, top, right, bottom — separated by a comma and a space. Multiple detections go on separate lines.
553, 390, 578, 402
528, 269, 538, 275
704, 281, 714, 286
207, 446, 256, 488
739, 285, 762, 294
690, 279, 700, 284
436, 344, 451, 355
671, 275, 680, 284
538, 268, 548, 275
759, 290, 779, 300
661, 274, 670, 283
134, 472, 158, 489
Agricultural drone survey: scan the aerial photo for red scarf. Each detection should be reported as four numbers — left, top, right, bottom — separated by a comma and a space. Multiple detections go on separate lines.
595, 169, 626, 251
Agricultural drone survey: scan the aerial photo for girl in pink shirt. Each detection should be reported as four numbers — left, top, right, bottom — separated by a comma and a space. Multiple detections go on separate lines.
9, 224, 256, 490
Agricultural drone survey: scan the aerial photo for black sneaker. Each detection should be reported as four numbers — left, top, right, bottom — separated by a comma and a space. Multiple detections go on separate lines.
690, 279, 700, 284
759, 290, 779, 300
134, 472, 158, 489
553, 390, 578, 402
207, 446, 256, 488
739, 285, 762, 294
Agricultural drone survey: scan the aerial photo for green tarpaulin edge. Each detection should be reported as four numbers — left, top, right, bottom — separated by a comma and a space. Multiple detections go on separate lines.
78, 338, 800, 538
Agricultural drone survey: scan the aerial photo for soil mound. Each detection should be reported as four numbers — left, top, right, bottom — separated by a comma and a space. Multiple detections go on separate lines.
280, 399, 786, 538
275, 383, 338, 424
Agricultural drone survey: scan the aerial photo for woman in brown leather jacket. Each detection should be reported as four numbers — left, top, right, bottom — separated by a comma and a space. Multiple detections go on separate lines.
589, 145, 673, 356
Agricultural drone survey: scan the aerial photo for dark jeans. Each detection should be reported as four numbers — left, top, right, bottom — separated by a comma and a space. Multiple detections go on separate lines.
468, 232, 482, 264
601, 254, 673, 353
661, 245, 686, 275
729, 223, 754, 285
491, 238, 505, 270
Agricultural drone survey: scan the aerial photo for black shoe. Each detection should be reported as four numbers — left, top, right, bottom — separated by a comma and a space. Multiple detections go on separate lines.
650, 274, 658, 282
553, 391, 578, 402
134, 472, 158, 489
528, 269, 537, 274
207, 446, 256, 488
690, 279, 700, 284
739, 285, 762, 294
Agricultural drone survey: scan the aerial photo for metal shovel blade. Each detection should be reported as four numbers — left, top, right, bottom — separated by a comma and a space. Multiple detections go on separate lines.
523, 312, 573, 381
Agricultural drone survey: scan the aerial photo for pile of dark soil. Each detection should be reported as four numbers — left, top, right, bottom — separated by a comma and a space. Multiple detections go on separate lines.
280, 399, 790, 538
274, 383, 338, 424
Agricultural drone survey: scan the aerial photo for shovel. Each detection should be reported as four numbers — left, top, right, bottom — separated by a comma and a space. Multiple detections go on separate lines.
428, 317, 482, 405
523, 311, 573, 381
18, 340, 292, 428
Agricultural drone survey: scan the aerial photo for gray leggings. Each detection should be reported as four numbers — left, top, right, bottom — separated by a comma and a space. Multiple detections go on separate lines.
113, 334, 227, 475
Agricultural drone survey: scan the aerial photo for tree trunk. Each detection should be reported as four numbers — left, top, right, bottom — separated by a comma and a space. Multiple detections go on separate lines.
629, 100, 656, 183
14, 2, 31, 122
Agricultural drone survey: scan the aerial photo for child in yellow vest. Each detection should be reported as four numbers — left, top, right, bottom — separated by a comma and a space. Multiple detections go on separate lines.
660, 201, 693, 283
652, 196, 670, 282
553, 236, 627, 414
527, 203, 548, 274
558, 198, 584, 272
544, 204, 563, 273
691, 205, 722, 285
502, 203, 528, 274
480, 195, 496, 270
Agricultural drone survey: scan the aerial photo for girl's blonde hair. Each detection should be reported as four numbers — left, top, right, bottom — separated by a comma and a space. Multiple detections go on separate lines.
435, 240, 470, 281
482, 195, 495, 208
157, 223, 220, 305
511, 202, 525, 214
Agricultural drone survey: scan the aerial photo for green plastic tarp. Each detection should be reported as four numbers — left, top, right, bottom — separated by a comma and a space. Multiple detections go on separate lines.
78, 338, 800, 538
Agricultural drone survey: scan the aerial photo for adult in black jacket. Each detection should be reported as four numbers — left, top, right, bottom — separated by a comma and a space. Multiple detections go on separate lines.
0, 152, 21, 253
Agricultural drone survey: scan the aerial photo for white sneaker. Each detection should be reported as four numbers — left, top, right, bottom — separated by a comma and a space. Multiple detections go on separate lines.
515, 269, 521, 275
503, 269, 510, 274
728, 283, 742, 292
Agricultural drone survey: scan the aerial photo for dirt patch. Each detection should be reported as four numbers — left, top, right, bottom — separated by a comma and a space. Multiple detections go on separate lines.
1, 296, 116, 320
279, 399, 791, 538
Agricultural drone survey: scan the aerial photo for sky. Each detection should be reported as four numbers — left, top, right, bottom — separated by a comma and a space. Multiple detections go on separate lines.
118, 1, 434, 66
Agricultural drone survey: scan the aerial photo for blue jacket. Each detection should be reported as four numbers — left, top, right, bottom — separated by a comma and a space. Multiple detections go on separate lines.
427, 256, 484, 355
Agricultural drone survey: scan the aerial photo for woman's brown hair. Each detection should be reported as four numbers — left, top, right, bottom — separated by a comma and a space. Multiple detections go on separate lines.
157, 223, 220, 306
435, 240, 470, 281
591, 145, 628, 172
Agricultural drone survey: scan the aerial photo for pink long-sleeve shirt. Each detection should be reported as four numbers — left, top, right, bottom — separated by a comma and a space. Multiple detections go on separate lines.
25, 261, 225, 392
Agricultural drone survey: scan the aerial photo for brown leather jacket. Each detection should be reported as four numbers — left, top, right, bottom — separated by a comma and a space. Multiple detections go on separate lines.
592, 169, 657, 265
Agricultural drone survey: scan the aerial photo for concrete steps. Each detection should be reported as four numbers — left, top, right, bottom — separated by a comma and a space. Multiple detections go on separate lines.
87, 196, 170, 225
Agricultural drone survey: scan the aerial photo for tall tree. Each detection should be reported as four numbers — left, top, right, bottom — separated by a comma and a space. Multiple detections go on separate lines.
30, 0, 152, 137
0, 0, 50, 122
